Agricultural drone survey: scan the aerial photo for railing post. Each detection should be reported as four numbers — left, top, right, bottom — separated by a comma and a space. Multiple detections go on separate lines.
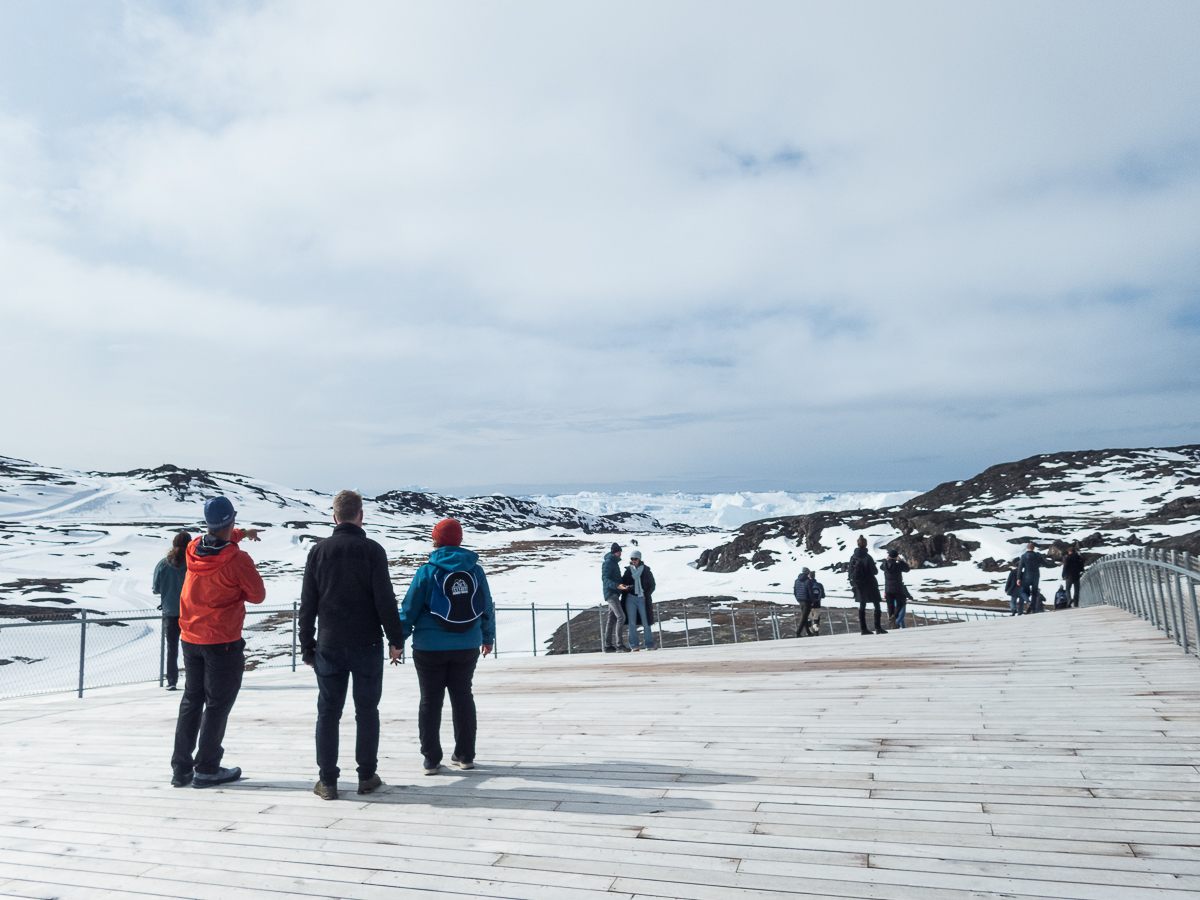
566, 603, 573, 654
654, 602, 663, 649
1185, 551, 1200, 662
708, 603, 716, 645
1172, 551, 1189, 655
683, 600, 691, 647
531, 603, 537, 657
598, 604, 604, 651
752, 605, 761, 641
292, 601, 298, 672
159, 612, 166, 688
731, 606, 738, 643
78, 609, 87, 698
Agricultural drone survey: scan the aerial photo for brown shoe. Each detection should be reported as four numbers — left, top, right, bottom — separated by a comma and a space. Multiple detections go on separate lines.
357, 774, 383, 795
313, 780, 338, 801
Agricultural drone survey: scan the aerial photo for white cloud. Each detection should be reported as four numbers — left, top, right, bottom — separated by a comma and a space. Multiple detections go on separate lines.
0, 0, 1199, 492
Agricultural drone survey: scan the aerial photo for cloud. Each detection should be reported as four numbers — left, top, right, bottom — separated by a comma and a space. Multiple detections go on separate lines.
0, 0, 1199, 493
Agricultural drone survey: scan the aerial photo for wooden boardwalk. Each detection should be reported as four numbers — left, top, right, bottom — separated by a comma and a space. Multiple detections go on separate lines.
2, 605, 1200, 899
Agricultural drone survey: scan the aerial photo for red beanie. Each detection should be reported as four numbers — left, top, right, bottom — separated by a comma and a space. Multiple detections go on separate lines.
432, 518, 463, 547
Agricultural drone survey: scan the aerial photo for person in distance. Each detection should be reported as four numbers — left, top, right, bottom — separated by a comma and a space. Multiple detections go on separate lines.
400, 518, 495, 775
153, 530, 191, 690
1061, 545, 1085, 609
793, 567, 817, 637
601, 542, 630, 652
170, 496, 265, 789
806, 570, 825, 634
880, 548, 911, 629
619, 549, 657, 650
1017, 542, 1056, 615
299, 490, 404, 801
848, 535, 886, 635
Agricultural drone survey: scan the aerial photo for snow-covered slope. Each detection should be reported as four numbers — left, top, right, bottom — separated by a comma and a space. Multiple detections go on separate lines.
693, 446, 1200, 607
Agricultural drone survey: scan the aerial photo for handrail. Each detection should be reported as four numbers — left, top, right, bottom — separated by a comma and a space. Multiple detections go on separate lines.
1080, 548, 1200, 661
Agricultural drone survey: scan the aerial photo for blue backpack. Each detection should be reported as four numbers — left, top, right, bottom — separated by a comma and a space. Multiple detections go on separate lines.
430, 567, 486, 633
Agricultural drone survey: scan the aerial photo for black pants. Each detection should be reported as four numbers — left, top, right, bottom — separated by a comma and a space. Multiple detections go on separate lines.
795, 600, 813, 636
164, 616, 181, 687
172, 639, 244, 776
413, 647, 479, 764
859, 598, 883, 633
1064, 577, 1081, 607
314, 641, 384, 786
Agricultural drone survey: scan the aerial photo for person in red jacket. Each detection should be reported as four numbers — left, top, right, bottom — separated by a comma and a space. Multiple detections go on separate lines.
170, 496, 266, 788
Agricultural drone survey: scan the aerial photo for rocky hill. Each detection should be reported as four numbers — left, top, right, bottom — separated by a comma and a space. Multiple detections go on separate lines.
695, 445, 1200, 575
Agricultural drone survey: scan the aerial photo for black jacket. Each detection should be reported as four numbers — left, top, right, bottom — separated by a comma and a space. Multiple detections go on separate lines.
880, 557, 910, 595
848, 547, 882, 604
793, 572, 812, 602
1062, 552, 1085, 580
809, 577, 825, 606
1018, 550, 1054, 588
299, 522, 403, 664
619, 564, 656, 624
1005, 569, 1020, 596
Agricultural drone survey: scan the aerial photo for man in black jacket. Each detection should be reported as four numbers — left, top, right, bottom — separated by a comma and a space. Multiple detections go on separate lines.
1017, 542, 1056, 615
1061, 546, 1085, 608
849, 536, 886, 635
792, 568, 816, 637
880, 549, 911, 628
299, 490, 404, 801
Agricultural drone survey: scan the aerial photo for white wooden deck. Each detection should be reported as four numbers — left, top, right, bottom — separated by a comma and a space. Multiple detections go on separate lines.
2, 606, 1200, 899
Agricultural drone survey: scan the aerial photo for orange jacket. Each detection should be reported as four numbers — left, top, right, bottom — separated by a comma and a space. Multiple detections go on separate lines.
180, 529, 266, 644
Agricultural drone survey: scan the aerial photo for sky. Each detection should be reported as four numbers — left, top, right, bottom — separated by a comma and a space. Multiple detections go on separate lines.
1, 0, 1199, 497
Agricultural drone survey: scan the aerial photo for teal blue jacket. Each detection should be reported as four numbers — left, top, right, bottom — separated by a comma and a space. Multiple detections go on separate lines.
601, 552, 622, 600
152, 557, 186, 617
400, 546, 496, 651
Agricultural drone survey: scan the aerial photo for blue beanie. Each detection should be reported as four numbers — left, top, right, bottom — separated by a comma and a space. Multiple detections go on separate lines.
204, 496, 237, 531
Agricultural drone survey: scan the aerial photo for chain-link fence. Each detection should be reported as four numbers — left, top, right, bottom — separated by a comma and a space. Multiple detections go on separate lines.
1081, 548, 1200, 659
0, 605, 300, 700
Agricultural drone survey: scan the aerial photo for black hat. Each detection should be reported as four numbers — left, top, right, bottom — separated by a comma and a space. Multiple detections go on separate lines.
610, 543, 622, 553
887, 547, 898, 557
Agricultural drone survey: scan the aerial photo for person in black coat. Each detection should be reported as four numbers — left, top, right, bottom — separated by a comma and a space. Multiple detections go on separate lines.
880, 549, 911, 627
619, 550, 657, 650
1017, 542, 1056, 615
792, 568, 816, 637
1004, 561, 1021, 615
849, 536, 886, 635
1061, 547, 1085, 608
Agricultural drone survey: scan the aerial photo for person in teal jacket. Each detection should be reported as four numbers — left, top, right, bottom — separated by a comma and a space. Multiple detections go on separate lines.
400, 518, 495, 775
152, 531, 191, 690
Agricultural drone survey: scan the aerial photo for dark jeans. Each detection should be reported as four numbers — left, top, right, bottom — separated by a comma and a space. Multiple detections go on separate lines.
164, 616, 181, 687
172, 639, 245, 776
795, 600, 813, 636
603, 595, 627, 650
1065, 577, 1081, 607
314, 641, 384, 785
413, 647, 479, 764
859, 599, 883, 633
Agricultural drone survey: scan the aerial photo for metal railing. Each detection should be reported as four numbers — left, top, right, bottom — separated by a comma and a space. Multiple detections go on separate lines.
0, 604, 301, 700
1080, 548, 1200, 660
1, 597, 1008, 701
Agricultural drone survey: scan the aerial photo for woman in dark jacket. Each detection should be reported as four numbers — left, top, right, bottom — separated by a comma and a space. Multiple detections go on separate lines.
619, 550, 657, 650
848, 536, 885, 636
152, 531, 190, 689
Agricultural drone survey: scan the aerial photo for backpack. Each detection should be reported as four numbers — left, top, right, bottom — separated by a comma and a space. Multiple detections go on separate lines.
1053, 587, 1069, 610
429, 567, 486, 633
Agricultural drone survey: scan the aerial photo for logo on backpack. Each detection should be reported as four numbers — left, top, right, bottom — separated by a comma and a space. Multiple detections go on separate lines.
430, 569, 486, 633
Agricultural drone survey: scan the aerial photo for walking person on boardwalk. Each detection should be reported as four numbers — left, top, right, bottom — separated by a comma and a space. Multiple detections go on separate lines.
793, 567, 817, 637
299, 490, 404, 801
1017, 542, 1056, 615
619, 550, 657, 650
601, 543, 630, 652
1005, 560, 1022, 615
400, 518, 495, 775
1061, 546, 1085, 608
880, 548, 911, 628
806, 570, 825, 634
849, 536, 886, 635
171, 497, 265, 788
153, 531, 191, 691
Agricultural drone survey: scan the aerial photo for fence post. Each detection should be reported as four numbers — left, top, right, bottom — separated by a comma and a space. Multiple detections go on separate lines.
292, 601, 299, 672
566, 603, 573, 654
655, 602, 663, 649
159, 613, 166, 688
708, 603, 716, 645
683, 600, 690, 647
731, 607, 738, 643
1172, 551, 1189, 655
752, 605, 761, 641
1185, 551, 1200, 662
78, 609, 87, 698
598, 604, 604, 651
531, 603, 538, 657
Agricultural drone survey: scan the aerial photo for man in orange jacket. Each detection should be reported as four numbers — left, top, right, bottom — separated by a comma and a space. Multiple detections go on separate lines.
170, 496, 266, 788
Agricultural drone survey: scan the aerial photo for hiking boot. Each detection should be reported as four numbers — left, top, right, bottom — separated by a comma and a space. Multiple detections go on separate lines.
603, 646, 615, 653
165, 684, 178, 691
450, 755, 474, 770
357, 774, 383, 794
860, 630, 872, 636
423, 758, 441, 775
618, 645, 632, 653
313, 780, 338, 801
193, 766, 241, 788
875, 629, 888, 635
170, 769, 193, 788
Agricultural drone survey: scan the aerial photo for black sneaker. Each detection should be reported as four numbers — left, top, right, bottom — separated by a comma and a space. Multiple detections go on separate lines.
423, 758, 441, 775
875, 629, 888, 635
450, 755, 474, 770
165, 684, 178, 691
357, 774, 382, 794
193, 766, 241, 788
313, 780, 338, 801
171, 769, 193, 788
618, 645, 632, 653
